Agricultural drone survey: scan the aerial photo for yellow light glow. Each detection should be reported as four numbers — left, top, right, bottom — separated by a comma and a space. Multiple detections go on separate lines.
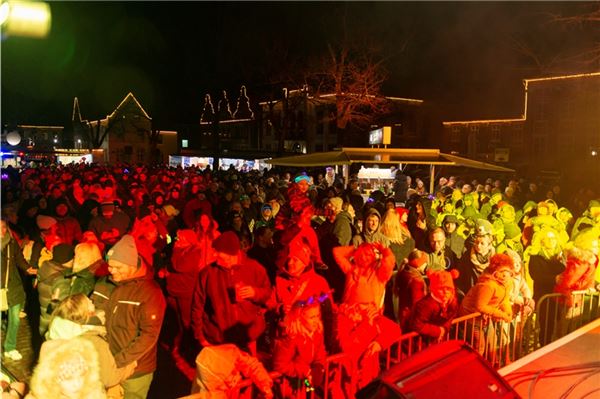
0, 2, 10, 25
1, 1, 51, 38
525, 72, 600, 83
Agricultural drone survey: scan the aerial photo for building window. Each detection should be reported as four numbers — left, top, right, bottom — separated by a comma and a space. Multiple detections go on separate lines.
182, 139, 188, 148
469, 125, 479, 133
532, 135, 546, 158
137, 148, 145, 162
490, 125, 500, 143
450, 126, 461, 143
512, 125, 524, 147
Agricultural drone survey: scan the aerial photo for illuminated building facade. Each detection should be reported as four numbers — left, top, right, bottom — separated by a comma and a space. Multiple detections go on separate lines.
442, 72, 600, 176
72, 93, 177, 164
258, 88, 426, 153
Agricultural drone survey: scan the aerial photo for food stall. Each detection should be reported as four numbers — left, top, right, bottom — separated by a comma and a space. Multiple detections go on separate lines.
266, 147, 515, 193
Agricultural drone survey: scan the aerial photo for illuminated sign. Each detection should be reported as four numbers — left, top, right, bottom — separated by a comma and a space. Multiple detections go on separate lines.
369, 126, 392, 145
369, 128, 383, 145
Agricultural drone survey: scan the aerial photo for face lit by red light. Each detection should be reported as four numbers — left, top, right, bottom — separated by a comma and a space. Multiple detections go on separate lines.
301, 305, 321, 334
431, 285, 454, 306
297, 180, 309, 194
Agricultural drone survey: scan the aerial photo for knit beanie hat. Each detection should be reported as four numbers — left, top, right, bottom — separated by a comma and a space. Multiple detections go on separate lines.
329, 197, 343, 212
212, 231, 240, 256
487, 253, 514, 274
427, 269, 459, 291
37, 214, 58, 231
288, 237, 311, 266
408, 250, 428, 269
106, 235, 139, 266
52, 244, 75, 264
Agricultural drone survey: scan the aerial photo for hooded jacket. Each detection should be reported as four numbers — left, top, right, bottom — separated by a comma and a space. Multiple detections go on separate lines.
352, 208, 390, 248
46, 317, 132, 388
191, 344, 273, 397
554, 248, 597, 307
409, 293, 459, 339
91, 268, 166, 377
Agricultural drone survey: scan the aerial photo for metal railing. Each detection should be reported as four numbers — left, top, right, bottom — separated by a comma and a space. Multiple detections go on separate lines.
180, 290, 600, 398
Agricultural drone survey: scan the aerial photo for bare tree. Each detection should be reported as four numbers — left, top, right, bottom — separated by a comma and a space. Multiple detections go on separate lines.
548, 4, 600, 68
508, 4, 600, 74
304, 11, 392, 146
82, 116, 125, 151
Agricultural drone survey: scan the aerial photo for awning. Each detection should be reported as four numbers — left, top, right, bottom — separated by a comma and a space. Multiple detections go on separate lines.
266, 147, 514, 173
265, 151, 351, 167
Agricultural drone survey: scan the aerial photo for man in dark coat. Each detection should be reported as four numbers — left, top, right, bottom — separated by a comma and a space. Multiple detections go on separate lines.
92, 234, 166, 399
191, 231, 271, 356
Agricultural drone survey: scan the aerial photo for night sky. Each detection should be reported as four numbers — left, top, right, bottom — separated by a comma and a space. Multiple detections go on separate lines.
2, 2, 597, 129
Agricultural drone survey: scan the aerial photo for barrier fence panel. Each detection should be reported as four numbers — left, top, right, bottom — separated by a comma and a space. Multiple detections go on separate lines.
535, 290, 600, 348
182, 290, 600, 398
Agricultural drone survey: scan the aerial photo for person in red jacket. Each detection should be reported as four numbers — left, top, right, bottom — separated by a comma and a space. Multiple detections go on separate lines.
554, 246, 598, 338
166, 229, 204, 358
270, 236, 335, 352
333, 242, 402, 396
395, 249, 429, 330
191, 231, 271, 356
409, 269, 460, 344
272, 298, 328, 398
53, 198, 82, 246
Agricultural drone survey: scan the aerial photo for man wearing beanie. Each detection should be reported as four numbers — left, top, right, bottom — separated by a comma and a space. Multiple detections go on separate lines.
92, 234, 166, 399
409, 269, 459, 343
191, 231, 271, 356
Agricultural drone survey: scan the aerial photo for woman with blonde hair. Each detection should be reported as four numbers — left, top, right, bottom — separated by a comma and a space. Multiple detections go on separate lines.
46, 294, 137, 392
26, 337, 106, 399
70, 242, 108, 292
272, 298, 327, 398
380, 209, 415, 268
381, 209, 415, 319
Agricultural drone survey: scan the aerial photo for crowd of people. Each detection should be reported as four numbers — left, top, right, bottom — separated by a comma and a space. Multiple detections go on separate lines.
0, 161, 599, 399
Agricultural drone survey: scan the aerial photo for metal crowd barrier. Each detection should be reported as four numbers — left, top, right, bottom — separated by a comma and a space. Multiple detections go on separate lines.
533, 290, 600, 349
181, 290, 600, 398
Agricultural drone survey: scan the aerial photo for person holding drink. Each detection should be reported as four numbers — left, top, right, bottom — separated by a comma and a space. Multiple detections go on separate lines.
191, 231, 272, 356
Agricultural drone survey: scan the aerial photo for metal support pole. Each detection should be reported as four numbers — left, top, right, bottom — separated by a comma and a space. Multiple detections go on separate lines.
429, 164, 435, 193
